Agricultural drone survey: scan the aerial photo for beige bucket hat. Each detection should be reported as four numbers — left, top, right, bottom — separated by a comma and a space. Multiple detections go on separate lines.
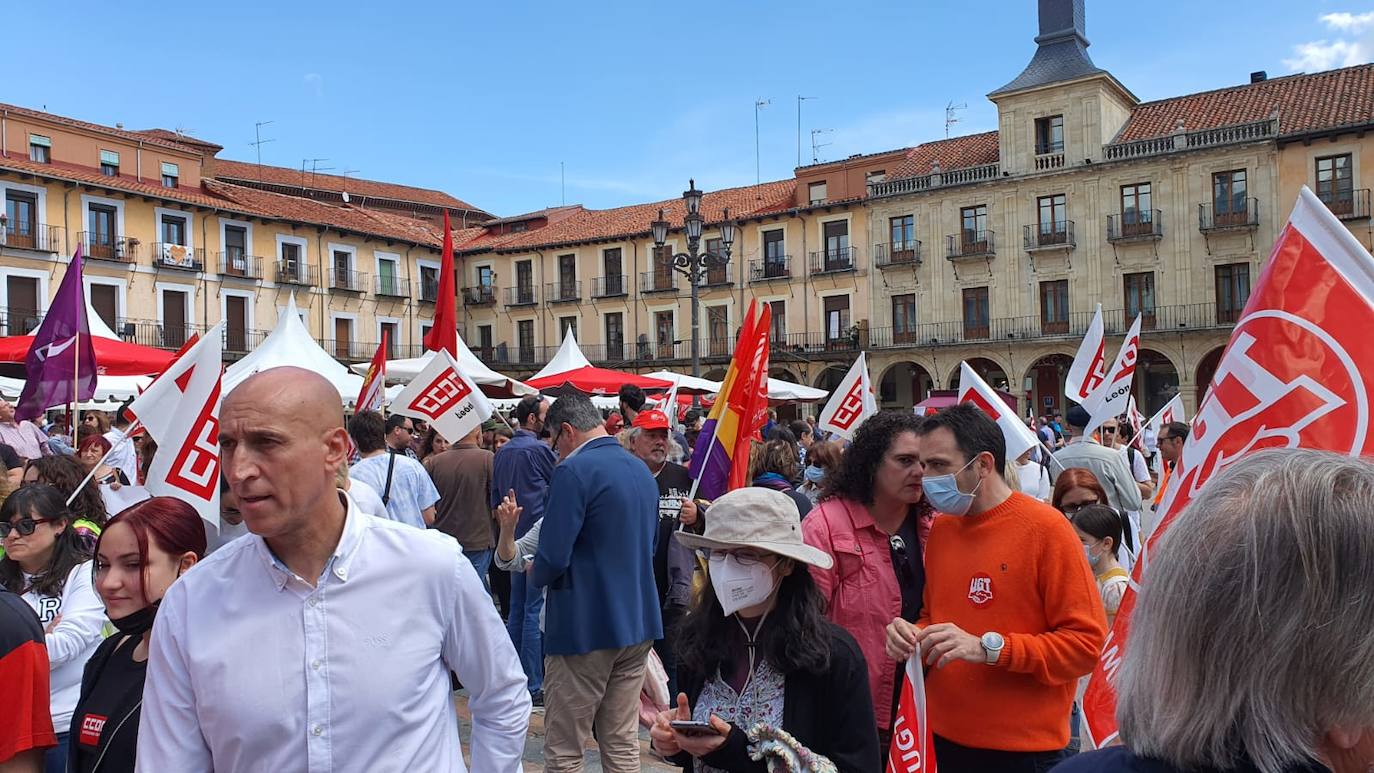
675, 487, 833, 569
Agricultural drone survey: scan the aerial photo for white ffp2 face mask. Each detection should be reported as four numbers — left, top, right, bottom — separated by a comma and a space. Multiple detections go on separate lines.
708, 554, 778, 617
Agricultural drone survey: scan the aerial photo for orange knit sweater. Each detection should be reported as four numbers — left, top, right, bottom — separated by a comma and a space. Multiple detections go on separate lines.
917, 491, 1107, 752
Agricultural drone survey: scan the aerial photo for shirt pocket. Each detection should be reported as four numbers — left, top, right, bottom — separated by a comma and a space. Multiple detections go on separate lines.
832, 535, 878, 593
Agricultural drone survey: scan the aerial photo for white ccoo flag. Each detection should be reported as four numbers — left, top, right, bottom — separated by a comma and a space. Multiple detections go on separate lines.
1083, 314, 1143, 437
392, 349, 494, 443
958, 361, 1039, 461
1066, 304, 1108, 406
1145, 394, 1186, 439
127, 322, 224, 534
817, 352, 878, 440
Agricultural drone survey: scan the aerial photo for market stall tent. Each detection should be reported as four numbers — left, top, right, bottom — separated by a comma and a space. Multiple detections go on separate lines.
525, 331, 673, 396
348, 334, 536, 398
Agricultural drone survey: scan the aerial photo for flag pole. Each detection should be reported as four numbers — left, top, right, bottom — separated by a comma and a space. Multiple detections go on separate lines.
72, 253, 82, 442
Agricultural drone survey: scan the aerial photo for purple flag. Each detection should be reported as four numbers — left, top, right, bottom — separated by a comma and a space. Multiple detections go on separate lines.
16, 246, 97, 421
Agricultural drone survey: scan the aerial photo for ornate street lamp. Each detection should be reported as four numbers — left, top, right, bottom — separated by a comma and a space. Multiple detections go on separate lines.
650, 179, 734, 380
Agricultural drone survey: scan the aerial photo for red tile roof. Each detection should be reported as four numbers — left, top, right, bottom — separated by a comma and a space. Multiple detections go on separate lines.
205, 181, 444, 248
0, 153, 236, 209
455, 179, 798, 254
887, 132, 1001, 180
0, 103, 211, 156
1115, 63, 1374, 142
128, 128, 224, 153
207, 158, 488, 215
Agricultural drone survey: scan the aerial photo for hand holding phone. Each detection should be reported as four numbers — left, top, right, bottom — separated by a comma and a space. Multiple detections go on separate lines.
669, 720, 718, 737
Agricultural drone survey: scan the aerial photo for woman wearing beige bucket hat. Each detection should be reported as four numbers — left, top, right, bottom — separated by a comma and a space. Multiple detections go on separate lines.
649, 487, 880, 772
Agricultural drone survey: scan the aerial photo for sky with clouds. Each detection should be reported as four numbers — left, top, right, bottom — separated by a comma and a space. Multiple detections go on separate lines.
3, 1, 1371, 216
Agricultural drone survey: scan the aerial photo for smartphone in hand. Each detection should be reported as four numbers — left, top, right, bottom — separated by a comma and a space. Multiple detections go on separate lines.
669, 720, 718, 737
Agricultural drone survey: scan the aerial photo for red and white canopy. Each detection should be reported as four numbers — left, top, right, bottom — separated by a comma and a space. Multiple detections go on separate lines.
525, 331, 673, 396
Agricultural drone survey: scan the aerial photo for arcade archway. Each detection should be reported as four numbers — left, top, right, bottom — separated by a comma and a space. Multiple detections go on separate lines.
1194, 347, 1225, 407
879, 361, 934, 409
1024, 353, 1073, 419
1136, 349, 1180, 416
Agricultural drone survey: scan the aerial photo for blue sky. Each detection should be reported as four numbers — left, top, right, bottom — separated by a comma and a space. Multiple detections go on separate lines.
5, 1, 1372, 217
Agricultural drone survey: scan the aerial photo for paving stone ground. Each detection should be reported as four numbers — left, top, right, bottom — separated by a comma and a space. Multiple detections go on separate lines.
454, 692, 678, 771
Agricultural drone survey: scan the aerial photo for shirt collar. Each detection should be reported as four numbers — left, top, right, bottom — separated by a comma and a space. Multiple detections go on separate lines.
563, 433, 608, 461
1069, 435, 1096, 445
255, 489, 366, 591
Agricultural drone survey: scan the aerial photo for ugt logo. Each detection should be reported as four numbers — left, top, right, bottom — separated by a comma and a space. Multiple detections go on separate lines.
967, 573, 994, 608
829, 380, 868, 430
409, 368, 473, 419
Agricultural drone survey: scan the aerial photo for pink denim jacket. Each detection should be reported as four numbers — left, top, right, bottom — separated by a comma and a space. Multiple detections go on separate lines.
801, 497, 932, 732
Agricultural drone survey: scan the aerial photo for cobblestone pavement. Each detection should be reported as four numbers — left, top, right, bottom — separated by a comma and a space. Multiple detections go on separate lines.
455, 692, 678, 771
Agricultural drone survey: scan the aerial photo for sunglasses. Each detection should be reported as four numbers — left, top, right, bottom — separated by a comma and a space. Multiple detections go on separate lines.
1060, 502, 1100, 514
0, 517, 52, 538
1101, 427, 1118, 434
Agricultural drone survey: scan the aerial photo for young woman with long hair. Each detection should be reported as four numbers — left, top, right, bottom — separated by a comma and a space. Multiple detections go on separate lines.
1, 484, 106, 773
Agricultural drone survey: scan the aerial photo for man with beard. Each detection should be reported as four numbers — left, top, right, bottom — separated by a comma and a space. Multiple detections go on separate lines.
624, 408, 698, 696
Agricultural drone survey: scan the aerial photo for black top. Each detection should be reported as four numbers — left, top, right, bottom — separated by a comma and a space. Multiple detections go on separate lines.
652, 462, 694, 606
889, 514, 925, 623
1052, 746, 1332, 773
669, 621, 881, 772
70, 634, 146, 773
0, 442, 21, 471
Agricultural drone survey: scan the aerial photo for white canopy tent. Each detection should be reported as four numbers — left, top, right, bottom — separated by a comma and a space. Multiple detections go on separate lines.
644, 370, 829, 402
223, 294, 401, 408
348, 334, 536, 398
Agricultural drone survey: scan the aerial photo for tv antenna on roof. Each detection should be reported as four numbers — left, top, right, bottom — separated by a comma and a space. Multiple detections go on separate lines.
302, 158, 332, 190
810, 128, 834, 164
754, 98, 771, 188
340, 168, 360, 203
945, 102, 967, 139
250, 121, 275, 179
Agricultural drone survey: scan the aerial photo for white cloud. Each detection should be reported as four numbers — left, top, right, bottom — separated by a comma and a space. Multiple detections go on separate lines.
1284, 11, 1374, 71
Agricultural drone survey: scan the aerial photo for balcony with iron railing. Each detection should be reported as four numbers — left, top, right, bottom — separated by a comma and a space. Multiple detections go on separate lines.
114, 318, 205, 350
1107, 210, 1163, 242
419, 276, 440, 303
329, 268, 368, 293
218, 251, 265, 280
504, 285, 538, 307
546, 280, 582, 304
1199, 198, 1259, 232
700, 264, 732, 288
276, 260, 319, 286
874, 241, 922, 268
153, 243, 205, 272
640, 271, 677, 294
462, 286, 496, 305
808, 246, 857, 275
222, 328, 270, 358
947, 230, 996, 260
1, 223, 61, 253
81, 232, 136, 264
1024, 221, 1075, 251
323, 339, 374, 362
592, 275, 628, 298
375, 275, 411, 298
748, 257, 792, 282
1318, 188, 1372, 221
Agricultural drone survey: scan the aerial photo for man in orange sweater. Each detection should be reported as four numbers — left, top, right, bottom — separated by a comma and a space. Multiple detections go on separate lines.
885, 404, 1106, 772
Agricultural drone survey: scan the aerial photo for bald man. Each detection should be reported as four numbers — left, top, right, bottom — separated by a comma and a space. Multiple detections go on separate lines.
136, 368, 530, 773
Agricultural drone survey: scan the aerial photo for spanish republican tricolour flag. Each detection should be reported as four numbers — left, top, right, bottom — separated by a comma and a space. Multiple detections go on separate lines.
688, 299, 771, 500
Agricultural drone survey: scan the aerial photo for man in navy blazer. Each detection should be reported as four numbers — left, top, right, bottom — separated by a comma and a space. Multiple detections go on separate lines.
532, 390, 662, 772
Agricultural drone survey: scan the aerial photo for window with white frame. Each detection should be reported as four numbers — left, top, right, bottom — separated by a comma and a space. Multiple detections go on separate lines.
28, 135, 50, 164
161, 162, 179, 189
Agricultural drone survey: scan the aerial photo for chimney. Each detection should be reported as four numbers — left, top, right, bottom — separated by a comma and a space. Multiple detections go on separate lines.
1250, 71, 1267, 83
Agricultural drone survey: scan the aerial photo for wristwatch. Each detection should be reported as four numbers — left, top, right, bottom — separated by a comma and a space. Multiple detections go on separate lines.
981, 631, 1005, 665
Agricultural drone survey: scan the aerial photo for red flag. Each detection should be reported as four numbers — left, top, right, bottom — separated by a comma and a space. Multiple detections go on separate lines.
355, 330, 388, 413
1082, 187, 1374, 746
887, 658, 937, 772
423, 210, 457, 356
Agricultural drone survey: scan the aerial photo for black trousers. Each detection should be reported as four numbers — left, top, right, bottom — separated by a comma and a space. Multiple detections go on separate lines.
932, 735, 1073, 773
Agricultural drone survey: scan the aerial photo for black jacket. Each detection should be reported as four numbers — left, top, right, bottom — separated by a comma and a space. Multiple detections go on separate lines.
1052, 747, 1332, 773
68, 634, 144, 773
667, 621, 880, 772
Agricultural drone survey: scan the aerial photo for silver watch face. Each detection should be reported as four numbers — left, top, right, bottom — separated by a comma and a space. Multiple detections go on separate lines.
982, 632, 1004, 650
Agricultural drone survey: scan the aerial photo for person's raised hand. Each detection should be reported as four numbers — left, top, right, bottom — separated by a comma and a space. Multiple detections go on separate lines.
495, 489, 521, 530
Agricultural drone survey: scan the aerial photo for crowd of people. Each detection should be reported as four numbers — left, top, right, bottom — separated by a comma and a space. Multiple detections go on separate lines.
1, 380, 1372, 773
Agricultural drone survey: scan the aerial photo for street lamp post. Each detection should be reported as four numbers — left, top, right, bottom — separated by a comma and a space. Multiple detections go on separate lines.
650, 179, 736, 380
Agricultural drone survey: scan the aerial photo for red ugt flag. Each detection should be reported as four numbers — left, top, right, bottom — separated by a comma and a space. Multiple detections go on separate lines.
1082, 187, 1374, 746
888, 657, 936, 772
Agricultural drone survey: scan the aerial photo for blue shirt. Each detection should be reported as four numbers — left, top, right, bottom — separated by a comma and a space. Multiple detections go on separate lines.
490, 429, 556, 536
350, 452, 440, 529
531, 436, 663, 656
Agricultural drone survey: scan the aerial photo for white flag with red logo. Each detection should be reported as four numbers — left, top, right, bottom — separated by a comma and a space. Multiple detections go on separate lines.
392, 349, 493, 444
354, 332, 388, 414
958, 361, 1038, 461
1066, 304, 1107, 406
1144, 394, 1186, 441
887, 656, 936, 772
1127, 396, 1146, 452
1082, 187, 1374, 747
126, 322, 224, 534
817, 352, 878, 440
1082, 314, 1143, 437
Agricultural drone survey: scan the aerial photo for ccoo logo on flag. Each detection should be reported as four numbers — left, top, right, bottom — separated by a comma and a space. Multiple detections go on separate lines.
409, 367, 474, 419
828, 379, 869, 431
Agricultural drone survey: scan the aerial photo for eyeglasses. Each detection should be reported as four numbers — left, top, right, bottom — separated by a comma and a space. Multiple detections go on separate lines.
0, 517, 52, 538
706, 549, 772, 566
1060, 502, 1100, 515
1101, 427, 1118, 434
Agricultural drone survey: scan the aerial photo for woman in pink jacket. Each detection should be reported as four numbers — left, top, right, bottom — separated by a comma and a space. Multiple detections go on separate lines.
801, 411, 934, 750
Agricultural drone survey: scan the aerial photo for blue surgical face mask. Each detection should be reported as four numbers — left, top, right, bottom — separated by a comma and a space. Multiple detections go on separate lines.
921, 456, 982, 516
1085, 543, 1101, 567
803, 465, 825, 484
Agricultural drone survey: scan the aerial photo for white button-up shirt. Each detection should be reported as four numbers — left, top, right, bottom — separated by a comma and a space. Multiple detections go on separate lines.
136, 491, 531, 773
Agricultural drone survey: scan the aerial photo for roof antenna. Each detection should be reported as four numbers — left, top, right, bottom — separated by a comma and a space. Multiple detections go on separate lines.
302, 158, 332, 191
810, 128, 834, 164
754, 98, 771, 189
561, 161, 565, 207
340, 168, 360, 204
251, 121, 275, 180
945, 102, 967, 139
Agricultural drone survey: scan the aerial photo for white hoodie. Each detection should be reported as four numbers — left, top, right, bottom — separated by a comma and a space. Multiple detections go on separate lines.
22, 561, 107, 730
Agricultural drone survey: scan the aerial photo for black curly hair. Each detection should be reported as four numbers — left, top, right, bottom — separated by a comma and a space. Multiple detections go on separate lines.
821, 410, 926, 507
